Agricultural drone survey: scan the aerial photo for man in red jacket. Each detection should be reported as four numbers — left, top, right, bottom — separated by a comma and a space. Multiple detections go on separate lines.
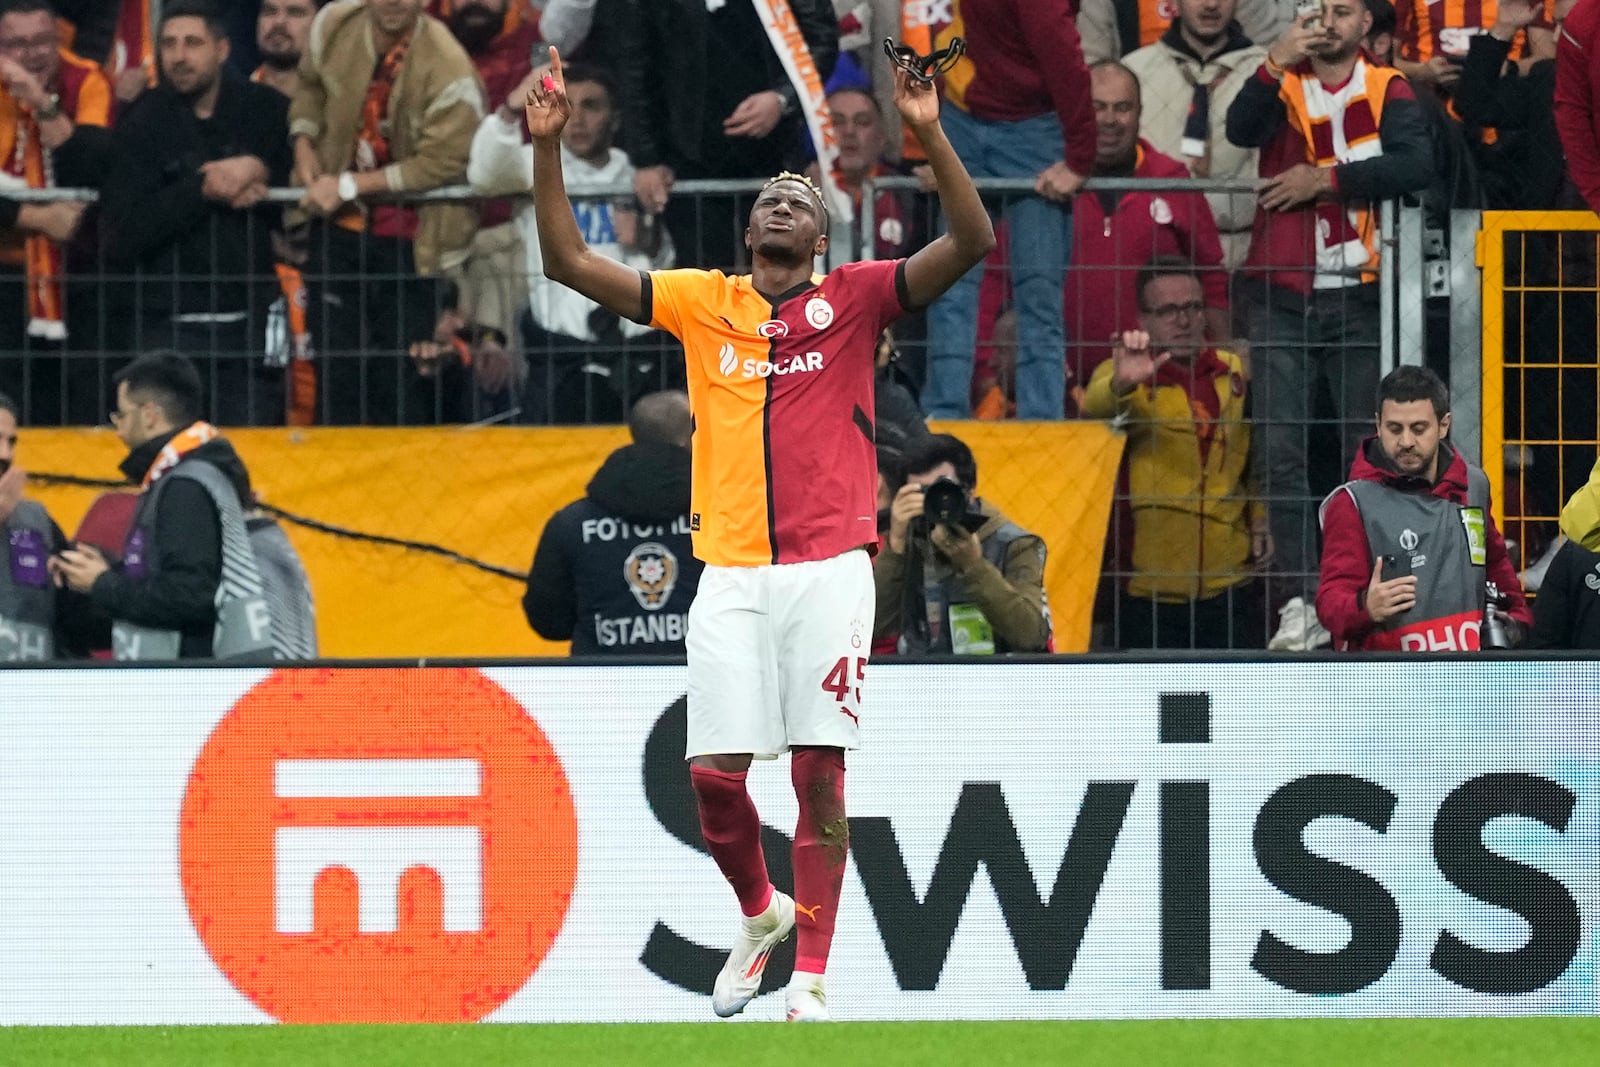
1555, 0, 1600, 212
1316, 365, 1531, 650
1066, 60, 1231, 387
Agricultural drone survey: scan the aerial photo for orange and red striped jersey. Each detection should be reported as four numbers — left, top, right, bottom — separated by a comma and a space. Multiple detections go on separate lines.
1401, 0, 1555, 62
645, 260, 911, 567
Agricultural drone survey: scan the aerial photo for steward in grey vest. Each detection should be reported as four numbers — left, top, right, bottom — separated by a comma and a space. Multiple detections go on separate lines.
1317, 438, 1525, 652
1, 499, 59, 661
93, 431, 274, 661
884, 501, 1052, 655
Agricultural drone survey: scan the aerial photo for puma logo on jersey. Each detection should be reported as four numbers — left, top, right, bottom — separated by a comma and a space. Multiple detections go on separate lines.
795, 902, 823, 922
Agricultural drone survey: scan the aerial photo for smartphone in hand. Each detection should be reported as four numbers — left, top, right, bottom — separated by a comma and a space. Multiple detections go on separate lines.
1382, 554, 1413, 581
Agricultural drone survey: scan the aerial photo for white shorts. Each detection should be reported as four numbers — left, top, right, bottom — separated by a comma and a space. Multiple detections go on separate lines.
685, 549, 875, 759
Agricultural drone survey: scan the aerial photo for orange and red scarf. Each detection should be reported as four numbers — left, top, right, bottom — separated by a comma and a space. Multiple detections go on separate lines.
0, 52, 110, 339
141, 422, 220, 489
338, 30, 419, 240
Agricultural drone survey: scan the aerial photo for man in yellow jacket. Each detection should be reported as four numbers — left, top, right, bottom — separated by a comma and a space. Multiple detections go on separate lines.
1081, 255, 1275, 650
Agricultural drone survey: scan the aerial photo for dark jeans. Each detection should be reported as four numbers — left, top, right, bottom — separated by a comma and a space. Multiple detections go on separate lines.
519, 311, 679, 425
0, 265, 123, 426
304, 224, 465, 425
135, 314, 284, 427
1248, 282, 1381, 601
1116, 581, 1265, 651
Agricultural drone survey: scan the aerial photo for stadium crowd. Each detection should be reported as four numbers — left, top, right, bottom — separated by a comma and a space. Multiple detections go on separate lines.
0, 0, 1589, 654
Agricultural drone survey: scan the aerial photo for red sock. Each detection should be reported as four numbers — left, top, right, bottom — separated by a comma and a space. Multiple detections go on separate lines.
689, 765, 773, 917
791, 747, 847, 974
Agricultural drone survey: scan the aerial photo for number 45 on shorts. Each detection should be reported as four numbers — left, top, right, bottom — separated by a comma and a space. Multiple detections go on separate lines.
820, 656, 866, 720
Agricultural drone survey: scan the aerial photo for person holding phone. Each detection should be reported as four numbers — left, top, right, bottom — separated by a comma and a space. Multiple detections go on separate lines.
1314, 366, 1531, 651
1224, 0, 1432, 650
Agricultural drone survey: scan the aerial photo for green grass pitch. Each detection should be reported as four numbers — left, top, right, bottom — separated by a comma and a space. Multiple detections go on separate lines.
1, 1019, 1596, 1067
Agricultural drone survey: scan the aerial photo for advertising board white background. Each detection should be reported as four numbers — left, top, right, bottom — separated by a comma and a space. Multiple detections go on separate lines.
0, 662, 1593, 1024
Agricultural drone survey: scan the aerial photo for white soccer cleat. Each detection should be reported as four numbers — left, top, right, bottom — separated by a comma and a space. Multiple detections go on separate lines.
785, 971, 829, 1022
711, 889, 795, 1018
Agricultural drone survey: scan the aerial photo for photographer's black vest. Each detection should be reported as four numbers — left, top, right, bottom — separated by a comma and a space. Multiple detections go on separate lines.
0, 499, 55, 661
899, 519, 1034, 655
1327, 465, 1490, 651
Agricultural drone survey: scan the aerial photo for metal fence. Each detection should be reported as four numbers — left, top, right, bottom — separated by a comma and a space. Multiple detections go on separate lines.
4, 176, 1515, 653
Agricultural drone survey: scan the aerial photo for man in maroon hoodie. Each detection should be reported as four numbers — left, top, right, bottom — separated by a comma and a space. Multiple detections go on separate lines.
1316, 365, 1531, 651
1555, 0, 1600, 213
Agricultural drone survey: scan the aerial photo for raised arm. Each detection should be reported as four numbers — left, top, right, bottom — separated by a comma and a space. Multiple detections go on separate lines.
524, 47, 646, 324
897, 68, 997, 310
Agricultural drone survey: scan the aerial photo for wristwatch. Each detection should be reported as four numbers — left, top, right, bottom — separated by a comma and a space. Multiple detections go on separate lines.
34, 93, 61, 121
337, 171, 358, 203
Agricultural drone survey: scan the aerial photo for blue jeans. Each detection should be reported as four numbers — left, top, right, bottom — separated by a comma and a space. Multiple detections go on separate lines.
923, 106, 1072, 419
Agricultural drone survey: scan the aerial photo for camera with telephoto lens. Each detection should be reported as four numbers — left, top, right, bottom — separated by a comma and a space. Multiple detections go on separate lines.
913, 476, 986, 539
1483, 581, 1511, 650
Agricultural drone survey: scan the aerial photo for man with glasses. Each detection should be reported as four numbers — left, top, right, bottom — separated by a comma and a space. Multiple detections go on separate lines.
0, 0, 112, 423
1081, 256, 1272, 650
52, 352, 273, 660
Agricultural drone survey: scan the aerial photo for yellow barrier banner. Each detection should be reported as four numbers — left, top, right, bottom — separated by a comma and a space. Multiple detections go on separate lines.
23, 424, 1123, 656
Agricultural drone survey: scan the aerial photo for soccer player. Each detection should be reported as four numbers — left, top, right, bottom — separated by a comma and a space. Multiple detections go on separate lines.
526, 47, 995, 1021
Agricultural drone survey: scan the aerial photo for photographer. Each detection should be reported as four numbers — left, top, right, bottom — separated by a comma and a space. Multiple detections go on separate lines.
1315, 366, 1531, 651
873, 434, 1051, 655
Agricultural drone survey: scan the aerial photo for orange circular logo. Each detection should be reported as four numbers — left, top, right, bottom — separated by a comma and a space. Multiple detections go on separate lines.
180, 667, 577, 1023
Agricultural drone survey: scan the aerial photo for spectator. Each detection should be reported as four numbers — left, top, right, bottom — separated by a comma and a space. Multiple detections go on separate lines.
1529, 457, 1600, 648
436, 0, 540, 354
289, 0, 483, 424
1067, 62, 1231, 389
921, 0, 1094, 420
873, 327, 927, 453
470, 60, 674, 423
874, 432, 1051, 654
0, 0, 111, 422
1123, 0, 1268, 268
1316, 365, 1531, 651
523, 389, 700, 653
1454, 0, 1570, 211
1365, 0, 1482, 222
252, 0, 316, 96
1557, 0, 1600, 214
50, 352, 276, 660
814, 86, 924, 261
251, 0, 320, 423
101, 0, 292, 427
1080, 258, 1269, 649
615, 0, 836, 271
829, 0, 906, 160
0, 389, 103, 657
1395, 0, 1553, 95
1077, 0, 1174, 63
1224, 0, 1430, 649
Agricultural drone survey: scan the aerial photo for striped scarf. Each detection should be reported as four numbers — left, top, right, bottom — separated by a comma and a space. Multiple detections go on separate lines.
0, 110, 64, 338
1281, 56, 1400, 287
141, 422, 221, 489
